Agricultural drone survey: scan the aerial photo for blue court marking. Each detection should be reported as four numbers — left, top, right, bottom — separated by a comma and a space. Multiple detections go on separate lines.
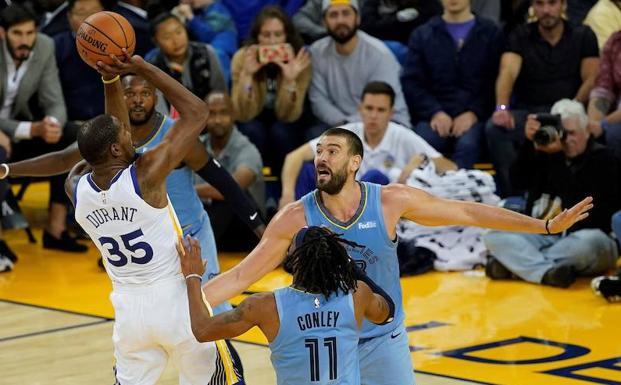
0, 298, 113, 320
0, 319, 112, 343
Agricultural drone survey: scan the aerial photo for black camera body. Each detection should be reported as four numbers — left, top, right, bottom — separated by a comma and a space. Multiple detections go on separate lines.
533, 113, 564, 146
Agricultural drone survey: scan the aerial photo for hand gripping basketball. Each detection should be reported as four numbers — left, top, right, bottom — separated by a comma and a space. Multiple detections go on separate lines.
76, 11, 135, 70
96, 50, 144, 77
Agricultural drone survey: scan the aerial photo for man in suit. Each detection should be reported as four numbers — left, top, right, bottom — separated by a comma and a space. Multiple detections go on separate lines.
0, 2, 86, 256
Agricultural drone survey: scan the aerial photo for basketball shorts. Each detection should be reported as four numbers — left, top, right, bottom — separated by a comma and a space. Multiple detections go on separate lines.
358, 323, 416, 385
111, 275, 219, 385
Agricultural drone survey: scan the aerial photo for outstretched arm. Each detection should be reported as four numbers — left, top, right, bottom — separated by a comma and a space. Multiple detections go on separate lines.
386, 184, 592, 235
201, 202, 306, 307
5, 142, 81, 177
97, 54, 209, 188
177, 236, 271, 342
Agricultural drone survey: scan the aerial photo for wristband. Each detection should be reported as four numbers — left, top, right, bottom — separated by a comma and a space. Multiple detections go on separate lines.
495, 104, 509, 112
545, 219, 551, 235
185, 273, 202, 281
0, 163, 9, 179
102, 75, 120, 84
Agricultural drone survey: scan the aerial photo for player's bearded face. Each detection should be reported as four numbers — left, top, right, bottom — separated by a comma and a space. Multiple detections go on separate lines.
316, 159, 348, 195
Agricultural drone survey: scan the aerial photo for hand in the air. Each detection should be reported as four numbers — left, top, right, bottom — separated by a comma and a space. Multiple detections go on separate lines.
176, 235, 206, 278
547, 196, 593, 234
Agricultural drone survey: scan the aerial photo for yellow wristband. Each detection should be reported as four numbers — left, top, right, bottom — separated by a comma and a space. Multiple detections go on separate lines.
102, 75, 120, 84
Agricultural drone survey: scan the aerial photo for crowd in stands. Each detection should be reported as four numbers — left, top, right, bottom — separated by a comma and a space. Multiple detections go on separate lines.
0, 0, 619, 299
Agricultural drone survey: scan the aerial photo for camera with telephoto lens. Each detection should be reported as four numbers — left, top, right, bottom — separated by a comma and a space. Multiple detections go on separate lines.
533, 113, 564, 146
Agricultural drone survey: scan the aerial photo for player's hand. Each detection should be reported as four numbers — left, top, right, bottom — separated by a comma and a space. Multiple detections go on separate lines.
96, 49, 145, 76
547, 196, 593, 234
176, 235, 206, 278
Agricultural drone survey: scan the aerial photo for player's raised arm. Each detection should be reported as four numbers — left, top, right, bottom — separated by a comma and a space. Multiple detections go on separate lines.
177, 236, 273, 342
385, 183, 592, 235
201, 202, 306, 307
3, 142, 81, 178
97, 54, 209, 184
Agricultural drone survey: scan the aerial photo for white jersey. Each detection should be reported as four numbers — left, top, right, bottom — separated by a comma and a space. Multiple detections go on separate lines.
74, 164, 182, 286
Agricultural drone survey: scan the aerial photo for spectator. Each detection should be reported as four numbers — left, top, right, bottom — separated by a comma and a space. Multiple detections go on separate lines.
584, 0, 621, 50
0, 2, 86, 252
196, 91, 265, 251
113, 0, 154, 56
484, 99, 619, 288
485, 0, 599, 196
53, 0, 105, 121
231, 5, 311, 172
278, 81, 456, 208
587, 30, 621, 158
360, 0, 442, 45
170, 0, 237, 84
402, 0, 503, 169
148, 12, 227, 104
309, 0, 411, 131
222, 0, 305, 42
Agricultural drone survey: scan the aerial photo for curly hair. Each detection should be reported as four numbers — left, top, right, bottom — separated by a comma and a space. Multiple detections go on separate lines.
283, 226, 361, 298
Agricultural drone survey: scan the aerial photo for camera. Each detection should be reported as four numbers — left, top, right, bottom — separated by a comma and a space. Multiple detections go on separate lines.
533, 113, 564, 146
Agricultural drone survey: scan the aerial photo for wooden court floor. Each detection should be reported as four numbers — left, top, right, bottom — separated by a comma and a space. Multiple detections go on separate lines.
0, 183, 619, 385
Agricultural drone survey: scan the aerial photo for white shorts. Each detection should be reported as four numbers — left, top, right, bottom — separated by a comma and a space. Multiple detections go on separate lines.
110, 276, 217, 385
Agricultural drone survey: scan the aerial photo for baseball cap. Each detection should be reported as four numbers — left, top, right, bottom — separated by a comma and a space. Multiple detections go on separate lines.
322, 0, 359, 13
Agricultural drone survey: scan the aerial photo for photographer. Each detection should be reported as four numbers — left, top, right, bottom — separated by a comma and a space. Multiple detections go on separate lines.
484, 99, 620, 288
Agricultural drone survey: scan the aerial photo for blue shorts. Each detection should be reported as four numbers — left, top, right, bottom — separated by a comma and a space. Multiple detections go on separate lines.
358, 323, 416, 385
185, 212, 233, 315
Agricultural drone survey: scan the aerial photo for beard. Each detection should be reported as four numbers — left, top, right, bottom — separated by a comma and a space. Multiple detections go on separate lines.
316, 164, 348, 195
129, 107, 154, 125
327, 23, 358, 45
538, 15, 562, 30
7, 39, 33, 61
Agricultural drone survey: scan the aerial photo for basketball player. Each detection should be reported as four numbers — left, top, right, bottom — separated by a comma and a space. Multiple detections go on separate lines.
199, 127, 593, 385
178, 226, 394, 385
66, 54, 241, 385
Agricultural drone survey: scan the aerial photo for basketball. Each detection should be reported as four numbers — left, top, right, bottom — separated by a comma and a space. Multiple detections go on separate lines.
76, 11, 135, 70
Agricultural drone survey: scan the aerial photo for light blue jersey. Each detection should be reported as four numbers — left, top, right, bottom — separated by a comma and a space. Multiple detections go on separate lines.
301, 182, 402, 339
301, 182, 416, 385
134, 114, 231, 314
270, 287, 359, 385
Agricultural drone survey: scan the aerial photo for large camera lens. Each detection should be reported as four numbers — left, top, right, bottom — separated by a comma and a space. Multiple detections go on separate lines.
533, 125, 558, 146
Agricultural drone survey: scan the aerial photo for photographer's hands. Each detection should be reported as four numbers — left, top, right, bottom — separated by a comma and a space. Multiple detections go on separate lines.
525, 114, 562, 153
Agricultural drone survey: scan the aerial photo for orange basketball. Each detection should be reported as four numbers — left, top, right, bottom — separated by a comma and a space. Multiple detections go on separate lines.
76, 11, 135, 70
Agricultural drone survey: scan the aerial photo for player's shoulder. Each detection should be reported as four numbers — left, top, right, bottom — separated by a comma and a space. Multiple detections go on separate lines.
242, 292, 277, 320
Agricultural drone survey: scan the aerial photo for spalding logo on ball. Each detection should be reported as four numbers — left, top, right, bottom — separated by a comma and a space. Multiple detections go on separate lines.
76, 11, 136, 69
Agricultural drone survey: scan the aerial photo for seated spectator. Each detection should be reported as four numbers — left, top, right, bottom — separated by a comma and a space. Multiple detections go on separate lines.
278, 81, 456, 208
486, 0, 599, 196
591, 209, 621, 302
222, 0, 304, 42
170, 0, 237, 84
148, 12, 227, 106
587, 31, 621, 158
53, 0, 104, 121
309, 0, 411, 132
402, 0, 503, 169
0, 3, 86, 252
231, 5, 311, 172
360, 0, 443, 63
584, 0, 621, 50
484, 99, 619, 288
196, 91, 265, 251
